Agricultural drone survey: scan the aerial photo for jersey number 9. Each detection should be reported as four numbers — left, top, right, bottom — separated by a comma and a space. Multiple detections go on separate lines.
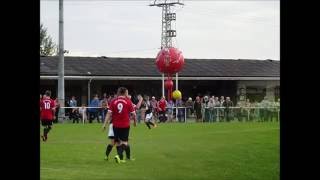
117, 103, 123, 113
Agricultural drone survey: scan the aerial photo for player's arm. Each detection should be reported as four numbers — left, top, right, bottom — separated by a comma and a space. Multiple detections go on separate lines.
135, 95, 143, 109
102, 110, 112, 131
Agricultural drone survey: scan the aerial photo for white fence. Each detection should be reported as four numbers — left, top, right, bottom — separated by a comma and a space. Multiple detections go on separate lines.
57, 106, 280, 124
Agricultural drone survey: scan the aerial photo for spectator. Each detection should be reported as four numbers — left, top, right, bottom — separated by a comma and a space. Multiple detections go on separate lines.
202, 96, 210, 122
213, 97, 220, 122
271, 98, 279, 122
54, 98, 60, 123
88, 94, 100, 123
78, 104, 87, 122
223, 97, 234, 122
64, 97, 71, 118
101, 93, 108, 103
150, 96, 158, 120
69, 96, 79, 123
208, 97, 215, 122
260, 96, 271, 122
98, 93, 106, 121
255, 101, 262, 122
167, 100, 174, 122
176, 99, 185, 122
235, 101, 244, 122
220, 96, 225, 121
185, 97, 193, 118
266, 98, 273, 122
158, 96, 167, 123
275, 98, 280, 121
193, 96, 202, 122
69, 96, 77, 107
101, 101, 108, 123
245, 99, 253, 121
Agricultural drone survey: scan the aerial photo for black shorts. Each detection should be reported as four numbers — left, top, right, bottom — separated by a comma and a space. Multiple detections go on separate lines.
113, 126, 130, 142
41, 120, 53, 126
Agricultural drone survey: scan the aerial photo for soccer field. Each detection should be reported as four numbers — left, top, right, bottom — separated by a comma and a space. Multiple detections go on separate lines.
40, 122, 279, 180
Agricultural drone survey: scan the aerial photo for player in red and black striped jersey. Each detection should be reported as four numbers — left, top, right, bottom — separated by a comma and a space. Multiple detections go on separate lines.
40, 90, 56, 142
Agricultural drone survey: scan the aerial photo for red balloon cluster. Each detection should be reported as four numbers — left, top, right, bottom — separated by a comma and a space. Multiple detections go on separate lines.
155, 47, 185, 74
164, 79, 173, 90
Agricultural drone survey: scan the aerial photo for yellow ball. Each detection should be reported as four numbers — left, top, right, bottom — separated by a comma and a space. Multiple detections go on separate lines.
172, 90, 182, 100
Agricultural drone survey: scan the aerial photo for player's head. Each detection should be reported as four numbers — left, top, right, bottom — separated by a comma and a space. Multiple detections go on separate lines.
117, 87, 128, 96
188, 97, 192, 101
45, 90, 51, 97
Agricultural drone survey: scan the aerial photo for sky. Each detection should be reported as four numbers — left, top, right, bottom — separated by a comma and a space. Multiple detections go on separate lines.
40, 0, 280, 60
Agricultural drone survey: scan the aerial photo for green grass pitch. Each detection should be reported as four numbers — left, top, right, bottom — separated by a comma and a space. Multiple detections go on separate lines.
41, 122, 279, 180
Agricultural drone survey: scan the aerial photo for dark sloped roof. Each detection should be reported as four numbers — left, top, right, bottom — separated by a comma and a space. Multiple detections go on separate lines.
40, 56, 279, 77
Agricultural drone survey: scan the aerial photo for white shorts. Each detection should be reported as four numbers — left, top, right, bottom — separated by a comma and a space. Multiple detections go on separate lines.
146, 112, 153, 122
108, 123, 114, 137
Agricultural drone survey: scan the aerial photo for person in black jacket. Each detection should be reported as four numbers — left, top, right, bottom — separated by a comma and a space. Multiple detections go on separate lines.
193, 96, 202, 122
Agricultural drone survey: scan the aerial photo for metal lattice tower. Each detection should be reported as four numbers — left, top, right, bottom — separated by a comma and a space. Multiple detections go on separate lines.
150, 0, 184, 49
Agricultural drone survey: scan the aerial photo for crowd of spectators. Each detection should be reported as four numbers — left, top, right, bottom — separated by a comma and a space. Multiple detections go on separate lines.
44, 92, 280, 123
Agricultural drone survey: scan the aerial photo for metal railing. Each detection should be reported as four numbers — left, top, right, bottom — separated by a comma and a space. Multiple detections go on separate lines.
56, 106, 280, 124
200, 106, 280, 123
57, 107, 103, 124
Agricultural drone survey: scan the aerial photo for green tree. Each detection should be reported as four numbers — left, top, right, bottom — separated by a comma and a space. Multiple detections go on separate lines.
40, 23, 56, 56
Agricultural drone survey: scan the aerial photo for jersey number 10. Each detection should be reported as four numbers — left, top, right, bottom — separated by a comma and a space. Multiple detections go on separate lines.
44, 102, 51, 109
